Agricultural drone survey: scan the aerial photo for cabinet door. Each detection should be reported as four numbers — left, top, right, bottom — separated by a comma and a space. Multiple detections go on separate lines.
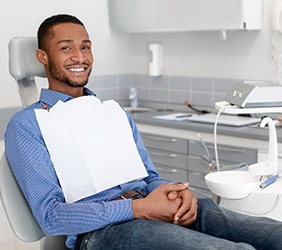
155, 163, 188, 183
188, 171, 209, 190
147, 148, 187, 170
187, 155, 243, 174
141, 133, 188, 154
189, 186, 214, 199
141, 133, 189, 182
189, 141, 257, 164
108, 0, 262, 33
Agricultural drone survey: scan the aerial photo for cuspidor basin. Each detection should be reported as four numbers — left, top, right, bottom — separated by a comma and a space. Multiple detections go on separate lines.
205, 171, 264, 199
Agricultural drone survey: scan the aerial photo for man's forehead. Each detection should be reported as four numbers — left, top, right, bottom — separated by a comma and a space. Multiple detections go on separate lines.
51, 23, 89, 41
57, 39, 91, 45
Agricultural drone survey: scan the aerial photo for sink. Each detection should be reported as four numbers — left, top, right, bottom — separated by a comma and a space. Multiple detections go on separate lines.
123, 107, 153, 113
205, 171, 265, 199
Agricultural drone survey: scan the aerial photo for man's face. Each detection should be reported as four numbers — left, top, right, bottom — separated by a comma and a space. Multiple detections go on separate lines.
43, 23, 93, 88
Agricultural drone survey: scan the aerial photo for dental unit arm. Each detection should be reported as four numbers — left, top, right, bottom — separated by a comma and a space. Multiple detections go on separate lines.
213, 101, 282, 221
248, 117, 278, 176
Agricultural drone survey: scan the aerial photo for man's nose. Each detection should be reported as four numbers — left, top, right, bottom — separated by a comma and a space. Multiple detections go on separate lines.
71, 48, 85, 63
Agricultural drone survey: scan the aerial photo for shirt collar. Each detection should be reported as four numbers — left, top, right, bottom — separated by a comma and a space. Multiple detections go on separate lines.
39, 88, 96, 109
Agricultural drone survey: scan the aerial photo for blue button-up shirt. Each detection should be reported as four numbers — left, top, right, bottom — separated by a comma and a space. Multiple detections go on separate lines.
5, 88, 167, 249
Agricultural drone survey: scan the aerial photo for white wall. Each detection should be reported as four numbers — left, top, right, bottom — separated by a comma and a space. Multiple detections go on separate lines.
0, 0, 130, 108
0, 1, 130, 248
129, 0, 282, 81
1, 0, 282, 109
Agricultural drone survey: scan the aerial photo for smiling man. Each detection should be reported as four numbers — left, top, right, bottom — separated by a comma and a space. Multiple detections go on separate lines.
4, 14, 282, 250
36, 17, 93, 97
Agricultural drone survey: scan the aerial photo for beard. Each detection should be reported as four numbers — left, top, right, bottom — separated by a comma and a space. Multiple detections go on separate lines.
48, 60, 92, 88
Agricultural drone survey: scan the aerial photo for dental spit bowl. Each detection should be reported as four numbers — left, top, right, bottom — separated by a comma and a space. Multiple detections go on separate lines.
205, 171, 265, 199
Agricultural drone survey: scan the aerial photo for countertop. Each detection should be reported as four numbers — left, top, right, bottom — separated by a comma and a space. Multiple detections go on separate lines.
127, 109, 282, 144
1, 105, 282, 144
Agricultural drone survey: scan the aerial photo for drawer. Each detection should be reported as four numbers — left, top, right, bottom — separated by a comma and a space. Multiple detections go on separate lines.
188, 171, 209, 190
187, 155, 238, 174
188, 155, 211, 174
141, 133, 188, 154
147, 148, 187, 169
155, 163, 188, 183
189, 186, 214, 199
189, 140, 257, 164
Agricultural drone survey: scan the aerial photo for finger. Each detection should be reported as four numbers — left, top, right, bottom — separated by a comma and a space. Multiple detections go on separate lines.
163, 182, 189, 194
167, 191, 178, 200
175, 208, 197, 226
173, 193, 197, 221
173, 191, 194, 221
167, 183, 190, 200
178, 212, 197, 227
176, 198, 198, 225
179, 203, 197, 223
178, 207, 198, 226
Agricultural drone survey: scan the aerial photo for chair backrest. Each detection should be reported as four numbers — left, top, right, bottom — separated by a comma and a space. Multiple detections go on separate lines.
6, 37, 68, 250
0, 153, 45, 242
8, 37, 46, 107
0, 153, 68, 249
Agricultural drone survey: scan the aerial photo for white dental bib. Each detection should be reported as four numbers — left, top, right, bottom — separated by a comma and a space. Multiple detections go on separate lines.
35, 96, 148, 203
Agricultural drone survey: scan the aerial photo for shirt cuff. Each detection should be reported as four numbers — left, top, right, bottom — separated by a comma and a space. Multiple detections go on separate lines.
105, 199, 134, 224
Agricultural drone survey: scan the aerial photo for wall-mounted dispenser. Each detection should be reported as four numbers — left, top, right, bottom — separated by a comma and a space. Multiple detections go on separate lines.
149, 43, 162, 77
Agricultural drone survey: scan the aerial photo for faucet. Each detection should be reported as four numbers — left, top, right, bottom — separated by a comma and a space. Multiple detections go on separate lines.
249, 117, 278, 176
129, 88, 138, 108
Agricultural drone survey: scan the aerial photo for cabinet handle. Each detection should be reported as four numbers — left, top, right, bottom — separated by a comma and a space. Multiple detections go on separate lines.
149, 151, 177, 158
191, 171, 205, 178
143, 135, 177, 142
156, 167, 178, 173
206, 145, 245, 153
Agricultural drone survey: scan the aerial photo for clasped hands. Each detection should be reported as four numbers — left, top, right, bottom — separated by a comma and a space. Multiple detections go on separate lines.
132, 183, 198, 227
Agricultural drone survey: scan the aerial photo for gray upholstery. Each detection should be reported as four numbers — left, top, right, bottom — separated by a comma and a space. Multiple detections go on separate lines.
0, 153, 68, 249
3, 37, 68, 249
8, 37, 45, 79
8, 37, 45, 107
0, 153, 45, 242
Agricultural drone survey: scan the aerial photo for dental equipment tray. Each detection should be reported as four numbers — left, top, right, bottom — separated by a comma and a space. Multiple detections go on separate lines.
187, 113, 260, 126
225, 82, 282, 108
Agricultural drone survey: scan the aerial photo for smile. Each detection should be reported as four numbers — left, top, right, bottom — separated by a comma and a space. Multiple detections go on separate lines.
68, 67, 85, 72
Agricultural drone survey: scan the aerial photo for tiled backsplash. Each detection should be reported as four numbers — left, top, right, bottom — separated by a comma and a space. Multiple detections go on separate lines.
87, 74, 239, 108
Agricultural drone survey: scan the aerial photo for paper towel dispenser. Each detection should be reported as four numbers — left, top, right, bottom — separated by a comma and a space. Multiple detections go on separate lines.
108, 0, 262, 33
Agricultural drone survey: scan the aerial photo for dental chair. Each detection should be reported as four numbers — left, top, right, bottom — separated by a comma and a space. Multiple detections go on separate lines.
8, 37, 45, 106
0, 37, 68, 249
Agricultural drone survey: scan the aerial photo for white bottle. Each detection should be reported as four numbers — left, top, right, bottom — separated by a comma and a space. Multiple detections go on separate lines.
129, 88, 138, 108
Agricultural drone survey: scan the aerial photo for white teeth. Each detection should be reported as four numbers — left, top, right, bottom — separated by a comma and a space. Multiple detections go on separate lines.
69, 68, 85, 72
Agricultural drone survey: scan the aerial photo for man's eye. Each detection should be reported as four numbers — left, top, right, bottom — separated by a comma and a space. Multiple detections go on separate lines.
82, 46, 90, 50
61, 46, 71, 50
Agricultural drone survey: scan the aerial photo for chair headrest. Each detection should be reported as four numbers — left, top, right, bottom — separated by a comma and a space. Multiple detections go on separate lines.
8, 37, 46, 80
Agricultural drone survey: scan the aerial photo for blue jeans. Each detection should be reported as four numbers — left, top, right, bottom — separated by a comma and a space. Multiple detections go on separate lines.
77, 198, 282, 249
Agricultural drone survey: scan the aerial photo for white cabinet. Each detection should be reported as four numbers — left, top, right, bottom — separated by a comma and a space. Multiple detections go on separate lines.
108, 0, 262, 33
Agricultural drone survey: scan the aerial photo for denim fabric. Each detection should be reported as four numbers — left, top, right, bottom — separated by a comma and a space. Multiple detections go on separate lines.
77, 198, 282, 250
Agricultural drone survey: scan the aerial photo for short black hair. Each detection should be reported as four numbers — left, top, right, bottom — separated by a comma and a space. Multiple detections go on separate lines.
37, 14, 85, 50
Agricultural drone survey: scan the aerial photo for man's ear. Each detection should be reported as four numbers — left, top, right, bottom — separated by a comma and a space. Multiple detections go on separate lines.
36, 49, 48, 65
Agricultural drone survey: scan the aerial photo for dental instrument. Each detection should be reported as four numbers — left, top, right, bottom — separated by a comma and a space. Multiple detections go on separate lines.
260, 174, 280, 189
